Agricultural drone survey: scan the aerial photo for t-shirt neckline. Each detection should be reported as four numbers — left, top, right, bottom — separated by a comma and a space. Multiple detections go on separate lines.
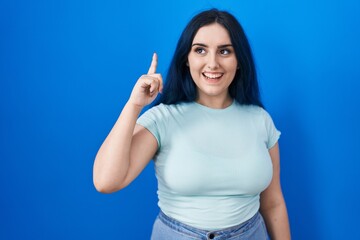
193, 100, 236, 113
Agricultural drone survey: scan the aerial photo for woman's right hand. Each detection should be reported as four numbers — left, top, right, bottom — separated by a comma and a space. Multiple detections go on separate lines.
128, 53, 163, 108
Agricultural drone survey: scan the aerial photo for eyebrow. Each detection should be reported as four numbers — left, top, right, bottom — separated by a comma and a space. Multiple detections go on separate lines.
191, 43, 233, 48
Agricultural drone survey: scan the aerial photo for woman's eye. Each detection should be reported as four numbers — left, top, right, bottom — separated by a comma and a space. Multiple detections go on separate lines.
220, 49, 231, 55
195, 48, 206, 54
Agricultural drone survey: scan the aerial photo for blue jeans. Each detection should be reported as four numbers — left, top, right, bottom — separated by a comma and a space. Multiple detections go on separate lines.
151, 211, 270, 240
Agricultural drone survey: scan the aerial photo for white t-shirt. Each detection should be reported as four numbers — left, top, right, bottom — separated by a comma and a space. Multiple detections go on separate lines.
137, 100, 280, 230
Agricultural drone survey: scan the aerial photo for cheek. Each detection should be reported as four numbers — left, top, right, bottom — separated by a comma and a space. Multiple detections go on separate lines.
188, 64, 203, 79
188, 60, 202, 71
188, 54, 204, 70
227, 59, 238, 71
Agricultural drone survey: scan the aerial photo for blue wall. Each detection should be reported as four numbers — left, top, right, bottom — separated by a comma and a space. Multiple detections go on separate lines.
1, 0, 359, 239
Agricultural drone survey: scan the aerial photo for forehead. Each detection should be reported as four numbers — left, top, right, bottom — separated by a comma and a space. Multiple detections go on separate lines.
192, 23, 231, 44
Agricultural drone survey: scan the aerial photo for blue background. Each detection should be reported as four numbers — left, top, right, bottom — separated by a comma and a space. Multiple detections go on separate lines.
1, 0, 359, 239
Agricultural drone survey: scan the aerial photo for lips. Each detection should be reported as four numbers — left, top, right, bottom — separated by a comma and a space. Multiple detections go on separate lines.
202, 72, 224, 79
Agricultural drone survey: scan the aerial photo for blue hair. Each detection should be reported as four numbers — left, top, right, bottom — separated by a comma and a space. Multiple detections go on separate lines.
156, 9, 263, 108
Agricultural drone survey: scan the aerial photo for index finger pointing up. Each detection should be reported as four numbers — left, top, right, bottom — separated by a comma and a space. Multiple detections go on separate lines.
147, 52, 158, 74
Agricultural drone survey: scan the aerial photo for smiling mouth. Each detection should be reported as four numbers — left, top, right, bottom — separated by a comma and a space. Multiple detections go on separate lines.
202, 72, 224, 79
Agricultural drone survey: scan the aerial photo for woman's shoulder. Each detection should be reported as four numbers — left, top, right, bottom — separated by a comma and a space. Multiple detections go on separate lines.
151, 101, 193, 111
234, 102, 276, 122
234, 102, 264, 114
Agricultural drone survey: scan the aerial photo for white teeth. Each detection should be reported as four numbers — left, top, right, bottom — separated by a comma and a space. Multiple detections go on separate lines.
203, 73, 223, 79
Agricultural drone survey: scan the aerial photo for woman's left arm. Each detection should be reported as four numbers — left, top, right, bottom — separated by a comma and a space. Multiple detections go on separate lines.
260, 142, 291, 240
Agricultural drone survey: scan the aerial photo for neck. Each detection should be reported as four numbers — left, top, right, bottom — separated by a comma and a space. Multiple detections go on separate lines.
196, 95, 233, 109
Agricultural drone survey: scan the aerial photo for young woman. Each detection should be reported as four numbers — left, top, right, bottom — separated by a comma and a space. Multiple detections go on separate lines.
93, 9, 291, 240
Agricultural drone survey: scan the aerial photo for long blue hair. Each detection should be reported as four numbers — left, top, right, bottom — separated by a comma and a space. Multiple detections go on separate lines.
156, 9, 263, 108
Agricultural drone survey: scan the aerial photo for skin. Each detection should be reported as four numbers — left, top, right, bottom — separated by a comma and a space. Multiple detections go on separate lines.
93, 23, 291, 239
260, 143, 291, 239
93, 53, 161, 192
187, 23, 237, 109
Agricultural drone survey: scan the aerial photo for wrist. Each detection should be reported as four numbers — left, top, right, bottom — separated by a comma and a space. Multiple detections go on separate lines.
125, 100, 144, 113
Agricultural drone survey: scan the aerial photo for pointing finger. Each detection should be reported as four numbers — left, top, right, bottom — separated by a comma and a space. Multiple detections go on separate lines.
140, 77, 159, 95
147, 53, 158, 74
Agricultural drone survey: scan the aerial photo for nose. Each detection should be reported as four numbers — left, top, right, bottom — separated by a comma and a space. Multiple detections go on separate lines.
206, 52, 219, 70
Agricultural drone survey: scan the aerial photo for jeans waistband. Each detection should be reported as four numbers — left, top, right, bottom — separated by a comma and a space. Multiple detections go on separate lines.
158, 211, 261, 239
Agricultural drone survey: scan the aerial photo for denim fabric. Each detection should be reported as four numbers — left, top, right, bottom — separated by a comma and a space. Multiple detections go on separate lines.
151, 211, 270, 240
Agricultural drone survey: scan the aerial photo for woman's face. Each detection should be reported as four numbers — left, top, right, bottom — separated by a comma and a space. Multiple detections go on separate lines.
187, 23, 238, 105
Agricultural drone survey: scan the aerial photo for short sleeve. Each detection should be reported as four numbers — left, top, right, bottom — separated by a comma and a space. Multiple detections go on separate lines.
261, 109, 281, 149
136, 104, 168, 149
